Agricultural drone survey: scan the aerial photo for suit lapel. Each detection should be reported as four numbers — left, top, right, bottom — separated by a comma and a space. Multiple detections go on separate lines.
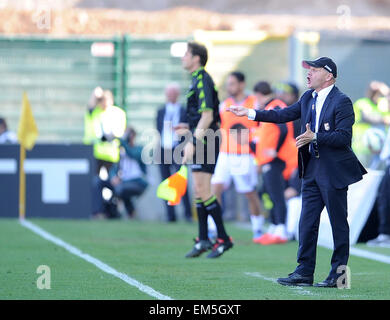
304, 91, 314, 129
318, 86, 337, 130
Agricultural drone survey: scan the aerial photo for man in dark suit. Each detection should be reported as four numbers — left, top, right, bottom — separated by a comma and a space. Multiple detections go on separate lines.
156, 83, 192, 222
229, 57, 367, 288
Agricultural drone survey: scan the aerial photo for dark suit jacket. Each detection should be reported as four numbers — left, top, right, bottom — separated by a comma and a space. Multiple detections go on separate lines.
156, 103, 188, 165
156, 103, 188, 137
254, 86, 367, 189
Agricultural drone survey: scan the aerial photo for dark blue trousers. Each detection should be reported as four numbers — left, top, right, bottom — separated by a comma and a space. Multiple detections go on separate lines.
262, 158, 287, 225
295, 156, 349, 280
377, 164, 390, 235
93, 176, 147, 216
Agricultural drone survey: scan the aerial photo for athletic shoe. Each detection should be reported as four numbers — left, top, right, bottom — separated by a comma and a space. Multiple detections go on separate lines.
253, 233, 272, 244
252, 231, 263, 243
367, 234, 390, 248
260, 234, 288, 245
272, 235, 288, 244
185, 238, 213, 258
206, 237, 234, 258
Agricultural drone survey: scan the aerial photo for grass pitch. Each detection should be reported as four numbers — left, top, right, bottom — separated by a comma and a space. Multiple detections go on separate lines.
1, 218, 389, 300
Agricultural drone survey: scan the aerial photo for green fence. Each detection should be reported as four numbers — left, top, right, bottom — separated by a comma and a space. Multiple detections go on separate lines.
0, 34, 293, 143
0, 35, 124, 142
1, 32, 388, 143
123, 36, 190, 135
0, 35, 189, 143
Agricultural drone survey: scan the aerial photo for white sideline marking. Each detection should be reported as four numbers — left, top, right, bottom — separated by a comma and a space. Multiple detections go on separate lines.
319, 242, 390, 265
20, 219, 173, 300
244, 272, 315, 296
350, 247, 390, 264
235, 222, 390, 265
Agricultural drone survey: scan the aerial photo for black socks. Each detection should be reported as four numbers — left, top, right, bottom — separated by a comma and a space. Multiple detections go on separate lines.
203, 195, 229, 241
196, 198, 208, 241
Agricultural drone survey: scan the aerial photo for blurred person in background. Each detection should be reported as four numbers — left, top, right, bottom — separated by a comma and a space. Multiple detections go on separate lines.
367, 128, 390, 247
274, 81, 301, 138
156, 83, 192, 222
353, 81, 390, 166
284, 163, 302, 241
211, 71, 265, 242
250, 81, 297, 245
273, 84, 303, 239
0, 117, 17, 144
84, 87, 127, 174
92, 127, 148, 219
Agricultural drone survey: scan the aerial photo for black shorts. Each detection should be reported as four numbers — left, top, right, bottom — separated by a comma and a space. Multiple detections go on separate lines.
190, 134, 220, 174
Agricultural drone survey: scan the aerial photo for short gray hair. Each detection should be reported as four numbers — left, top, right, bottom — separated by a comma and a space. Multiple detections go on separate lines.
165, 82, 180, 92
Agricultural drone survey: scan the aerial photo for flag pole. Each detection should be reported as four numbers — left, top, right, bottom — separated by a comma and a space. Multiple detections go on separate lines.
17, 92, 38, 221
19, 144, 26, 221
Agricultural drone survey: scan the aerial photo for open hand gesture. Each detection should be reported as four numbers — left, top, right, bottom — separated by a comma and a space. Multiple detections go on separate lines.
227, 105, 249, 117
296, 123, 315, 148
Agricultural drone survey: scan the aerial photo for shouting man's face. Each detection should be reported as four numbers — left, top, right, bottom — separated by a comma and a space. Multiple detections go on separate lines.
306, 66, 333, 91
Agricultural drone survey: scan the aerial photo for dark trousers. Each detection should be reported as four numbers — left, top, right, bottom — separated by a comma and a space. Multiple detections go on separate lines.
295, 156, 349, 280
377, 164, 390, 235
93, 176, 147, 216
159, 148, 192, 221
262, 158, 287, 225
287, 169, 302, 196
96, 159, 113, 175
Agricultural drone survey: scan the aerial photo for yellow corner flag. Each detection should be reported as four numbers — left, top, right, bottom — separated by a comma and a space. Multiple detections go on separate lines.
17, 92, 38, 220
156, 165, 188, 206
18, 92, 38, 150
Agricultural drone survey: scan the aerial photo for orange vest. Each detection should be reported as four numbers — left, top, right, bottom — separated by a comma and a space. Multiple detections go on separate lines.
219, 95, 258, 154
253, 99, 298, 180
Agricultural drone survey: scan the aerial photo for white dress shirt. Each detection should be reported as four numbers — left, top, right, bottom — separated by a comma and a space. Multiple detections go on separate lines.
248, 108, 257, 120
161, 102, 181, 149
312, 84, 334, 133
0, 130, 17, 144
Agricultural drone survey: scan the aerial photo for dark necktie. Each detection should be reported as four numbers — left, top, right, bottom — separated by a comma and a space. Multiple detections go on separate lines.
310, 92, 318, 132
310, 92, 319, 157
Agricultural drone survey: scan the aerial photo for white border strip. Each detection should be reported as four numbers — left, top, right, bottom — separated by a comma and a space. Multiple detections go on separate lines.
20, 219, 173, 300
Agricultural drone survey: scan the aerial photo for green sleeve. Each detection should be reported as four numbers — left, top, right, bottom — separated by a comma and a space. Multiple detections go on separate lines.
197, 74, 215, 113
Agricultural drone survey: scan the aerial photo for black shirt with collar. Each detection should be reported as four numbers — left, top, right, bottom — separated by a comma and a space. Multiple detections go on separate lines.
186, 67, 220, 132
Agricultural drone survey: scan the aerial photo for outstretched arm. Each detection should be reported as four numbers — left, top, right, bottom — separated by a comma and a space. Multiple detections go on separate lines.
227, 105, 250, 117
228, 101, 301, 124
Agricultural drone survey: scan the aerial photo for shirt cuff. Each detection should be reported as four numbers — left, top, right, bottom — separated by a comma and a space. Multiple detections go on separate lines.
248, 109, 256, 120
312, 133, 317, 141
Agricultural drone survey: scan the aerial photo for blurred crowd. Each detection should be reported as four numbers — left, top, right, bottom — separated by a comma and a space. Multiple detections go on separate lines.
1, 76, 389, 247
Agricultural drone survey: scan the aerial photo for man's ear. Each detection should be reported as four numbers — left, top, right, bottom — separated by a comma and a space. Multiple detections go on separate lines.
326, 73, 334, 82
193, 55, 200, 65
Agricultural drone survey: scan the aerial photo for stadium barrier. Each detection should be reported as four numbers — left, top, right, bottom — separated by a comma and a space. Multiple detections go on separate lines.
0, 144, 94, 218
318, 169, 384, 245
